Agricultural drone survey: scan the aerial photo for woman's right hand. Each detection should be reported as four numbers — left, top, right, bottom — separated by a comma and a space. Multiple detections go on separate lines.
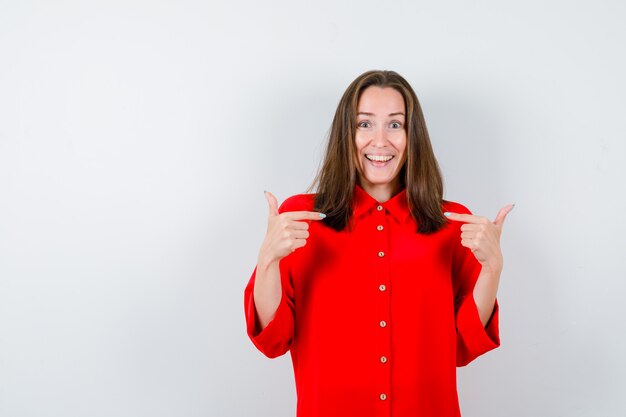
257, 191, 326, 267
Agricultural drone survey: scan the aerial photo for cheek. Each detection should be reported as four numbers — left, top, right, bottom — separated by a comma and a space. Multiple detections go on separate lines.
391, 133, 407, 153
351, 140, 363, 169
394, 136, 408, 167
353, 135, 368, 169
354, 134, 367, 153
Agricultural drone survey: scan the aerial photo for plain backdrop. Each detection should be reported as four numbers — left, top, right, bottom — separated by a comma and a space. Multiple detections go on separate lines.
1, 1, 625, 416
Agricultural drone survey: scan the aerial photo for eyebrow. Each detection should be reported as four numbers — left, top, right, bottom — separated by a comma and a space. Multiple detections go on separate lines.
357, 112, 405, 117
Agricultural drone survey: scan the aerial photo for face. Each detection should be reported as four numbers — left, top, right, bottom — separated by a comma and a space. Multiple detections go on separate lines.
354, 86, 407, 196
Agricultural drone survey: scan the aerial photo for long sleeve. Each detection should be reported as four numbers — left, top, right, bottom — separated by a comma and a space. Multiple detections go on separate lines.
450, 204, 500, 367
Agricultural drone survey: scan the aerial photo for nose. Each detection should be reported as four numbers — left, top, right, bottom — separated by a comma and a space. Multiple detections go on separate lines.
371, 125, 389, 147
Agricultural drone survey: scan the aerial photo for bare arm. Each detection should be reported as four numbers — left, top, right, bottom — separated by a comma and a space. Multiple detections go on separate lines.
473, 265, 501, 327
253, 256, 282, 330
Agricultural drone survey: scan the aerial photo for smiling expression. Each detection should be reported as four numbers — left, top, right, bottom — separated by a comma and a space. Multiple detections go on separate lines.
354, 86, 407, 198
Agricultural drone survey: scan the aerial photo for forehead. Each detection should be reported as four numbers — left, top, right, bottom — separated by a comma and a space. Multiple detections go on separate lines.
357, 86, 405, 114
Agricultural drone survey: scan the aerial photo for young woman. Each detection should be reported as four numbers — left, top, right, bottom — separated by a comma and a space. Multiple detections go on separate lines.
244, 70, 513, 417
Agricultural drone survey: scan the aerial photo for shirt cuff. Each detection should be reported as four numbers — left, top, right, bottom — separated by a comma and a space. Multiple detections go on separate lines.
244, 270, 294, 358
455, 294, 500, 366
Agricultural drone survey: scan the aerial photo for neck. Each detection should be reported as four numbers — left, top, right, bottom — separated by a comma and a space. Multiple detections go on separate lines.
358, 179, 402, 203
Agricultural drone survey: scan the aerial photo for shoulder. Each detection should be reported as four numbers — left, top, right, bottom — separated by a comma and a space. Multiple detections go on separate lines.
442, 200, 473, 215
278, 193, 317, 214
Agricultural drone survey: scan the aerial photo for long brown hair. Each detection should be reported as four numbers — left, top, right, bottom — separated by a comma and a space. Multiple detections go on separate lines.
306, 70, 447, 234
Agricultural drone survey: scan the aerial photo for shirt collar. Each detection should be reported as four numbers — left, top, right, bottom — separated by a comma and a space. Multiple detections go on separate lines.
353, 183, 411, 224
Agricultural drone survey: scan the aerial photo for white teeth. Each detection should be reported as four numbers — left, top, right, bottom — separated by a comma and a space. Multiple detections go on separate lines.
366, 154, 393, 162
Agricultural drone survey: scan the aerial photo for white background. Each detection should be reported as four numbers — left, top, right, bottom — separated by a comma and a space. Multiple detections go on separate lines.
1, 1, 625, 416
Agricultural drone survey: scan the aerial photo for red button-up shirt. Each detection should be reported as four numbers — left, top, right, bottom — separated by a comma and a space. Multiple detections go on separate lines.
244, 183, 500, 417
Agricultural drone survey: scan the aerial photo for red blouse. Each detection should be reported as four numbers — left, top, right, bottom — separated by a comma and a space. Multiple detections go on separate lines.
244, 183, 500, 417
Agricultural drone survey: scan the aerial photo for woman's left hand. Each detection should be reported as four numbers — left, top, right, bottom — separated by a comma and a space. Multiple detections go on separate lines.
444, 204, 515, 272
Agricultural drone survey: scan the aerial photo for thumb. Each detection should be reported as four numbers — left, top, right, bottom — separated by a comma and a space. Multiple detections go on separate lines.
264, 190, 279, 217
493, 203, 515, 227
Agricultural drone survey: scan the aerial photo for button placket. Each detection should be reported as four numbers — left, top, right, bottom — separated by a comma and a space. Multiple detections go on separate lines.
373, 203, 391, 411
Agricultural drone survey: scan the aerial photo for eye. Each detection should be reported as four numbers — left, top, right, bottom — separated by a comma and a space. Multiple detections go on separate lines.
357, 121, 371, 128
390, 121, 402, 129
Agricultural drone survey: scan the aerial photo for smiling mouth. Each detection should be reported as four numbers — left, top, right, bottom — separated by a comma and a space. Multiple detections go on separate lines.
365, 154, 394, 162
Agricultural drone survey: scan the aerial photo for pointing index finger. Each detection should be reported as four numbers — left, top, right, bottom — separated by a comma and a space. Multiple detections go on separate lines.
443, 212, 487, 224
283, 211, 327, 221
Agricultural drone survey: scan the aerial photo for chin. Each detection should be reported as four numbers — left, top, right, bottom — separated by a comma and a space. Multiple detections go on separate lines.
364, 170, 399, 183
